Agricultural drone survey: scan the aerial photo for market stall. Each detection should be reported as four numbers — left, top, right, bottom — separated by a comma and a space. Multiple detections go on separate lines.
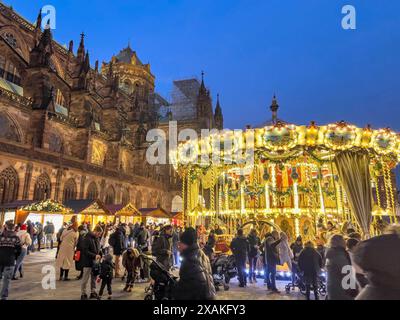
63, 199, 113, 226
171, 212, 184, 226
106, 203, 141, 224
0, 200, 36, 225
15, 200, 73, 231
139, 207, 172, 225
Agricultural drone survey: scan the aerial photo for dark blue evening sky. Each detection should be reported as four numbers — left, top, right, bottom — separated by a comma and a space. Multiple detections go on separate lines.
5, 0, 400, 183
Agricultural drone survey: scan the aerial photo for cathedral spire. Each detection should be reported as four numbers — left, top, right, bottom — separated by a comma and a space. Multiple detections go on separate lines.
35, 8, 42, 30
270, 94, 279, 125
199, 70, 206, 94
214, 93, 223, 129
68, 40, 73, 54
77, 32, 85, 62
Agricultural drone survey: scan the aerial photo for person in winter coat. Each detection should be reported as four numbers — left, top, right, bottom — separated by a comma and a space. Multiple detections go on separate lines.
325, 234, 355, 300
278, 232, 294, 271
346, 238, 368, 290
0, 220, 22, 300
122, 247, 141, 292
152, 225, 173, 270
26, 220, 35, 254
98, 254, 115, 300
230, 229, 249, 287
171, 226, 180, 267
352, 225, 400, 300
298, 241, 323, 300
80, 225, 103, 300
108, 225, 127, 278
75, 225, 87, 280
56, 223, 78, 281
247, 229, 261, 283
173, 227, 216, 300
56, 222, 68, 258
264, 231, 282, 292
35, 222, 44, 251
203, 230, 216, 262
13, 224, 32, 280
290, 236, 303, 285
43, 221, 55, 249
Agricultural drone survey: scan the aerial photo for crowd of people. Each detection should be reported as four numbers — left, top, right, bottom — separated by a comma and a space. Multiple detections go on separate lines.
226, 221, 400, 300
0, 217, 400, 300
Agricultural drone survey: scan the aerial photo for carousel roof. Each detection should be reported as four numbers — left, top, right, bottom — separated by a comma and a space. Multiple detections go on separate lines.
173, 120, 400, 171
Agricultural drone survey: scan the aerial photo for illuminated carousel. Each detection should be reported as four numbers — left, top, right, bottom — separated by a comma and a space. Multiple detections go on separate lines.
172, 97, 400, 241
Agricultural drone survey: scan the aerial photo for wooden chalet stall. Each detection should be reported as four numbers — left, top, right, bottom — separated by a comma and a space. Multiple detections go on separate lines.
63, 199, 113, 226
105, 203, 141, 224
139, 207, 172, 225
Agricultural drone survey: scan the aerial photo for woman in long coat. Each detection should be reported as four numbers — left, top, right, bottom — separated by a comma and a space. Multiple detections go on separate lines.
56, 223, 78, 281
278, 232, 294, 270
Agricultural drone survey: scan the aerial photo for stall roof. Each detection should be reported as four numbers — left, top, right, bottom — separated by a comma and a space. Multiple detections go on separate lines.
0, 200, 36, 210
110, 203, 141, 217
63, 199, 111, 215
139, 207, 171, 219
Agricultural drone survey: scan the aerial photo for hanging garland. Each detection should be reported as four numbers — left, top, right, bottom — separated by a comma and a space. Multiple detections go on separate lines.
23, 200, 70, 213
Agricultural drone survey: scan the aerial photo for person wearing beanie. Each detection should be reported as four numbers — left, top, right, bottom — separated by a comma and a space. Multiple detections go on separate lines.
173, 227, 216, 300
0, 220, 21, 300
13, 224, 32, 280
80, 225, 103, 300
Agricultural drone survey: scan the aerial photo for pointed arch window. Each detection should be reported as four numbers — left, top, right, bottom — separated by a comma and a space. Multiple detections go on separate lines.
121, 188, 130, 206
63, 178, 77, 202
0, 112, 21, 142
86, 182, 98, 200
105, 186, 115, 205
135, 191, 142, 209
0, 166, 19, 204
33, 173, 51, 201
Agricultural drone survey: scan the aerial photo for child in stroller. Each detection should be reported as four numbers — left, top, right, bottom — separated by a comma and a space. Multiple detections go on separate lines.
210, 254, 237, 291
143, 255, 177, 300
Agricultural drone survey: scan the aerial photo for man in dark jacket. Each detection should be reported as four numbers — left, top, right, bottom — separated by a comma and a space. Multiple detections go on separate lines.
109, 225, 127, 277
0, 220, 22, 300
353, 228, 400, 300
264, 230, 281, 292
298, 241, 323, 300
230, 229, 249, 287
80, 225, 103, 300
174, 227, 216, 300
247, 229, 261, 283
35, 222, 43, 251
152, 225, 173, 270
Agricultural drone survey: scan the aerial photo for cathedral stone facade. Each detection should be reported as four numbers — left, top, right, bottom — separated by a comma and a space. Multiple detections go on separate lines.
0, 4, 223, 211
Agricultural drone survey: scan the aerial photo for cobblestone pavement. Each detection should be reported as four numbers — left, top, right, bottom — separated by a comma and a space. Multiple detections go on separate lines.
6, 250, 305, 300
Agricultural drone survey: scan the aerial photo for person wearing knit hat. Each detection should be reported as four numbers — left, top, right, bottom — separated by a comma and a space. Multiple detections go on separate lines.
173, 227, 216, 300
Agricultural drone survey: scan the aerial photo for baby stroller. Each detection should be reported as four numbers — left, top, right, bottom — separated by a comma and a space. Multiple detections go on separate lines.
211, 254, 237, 291
143, 255, 177, 300
285, 267, 327, 297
